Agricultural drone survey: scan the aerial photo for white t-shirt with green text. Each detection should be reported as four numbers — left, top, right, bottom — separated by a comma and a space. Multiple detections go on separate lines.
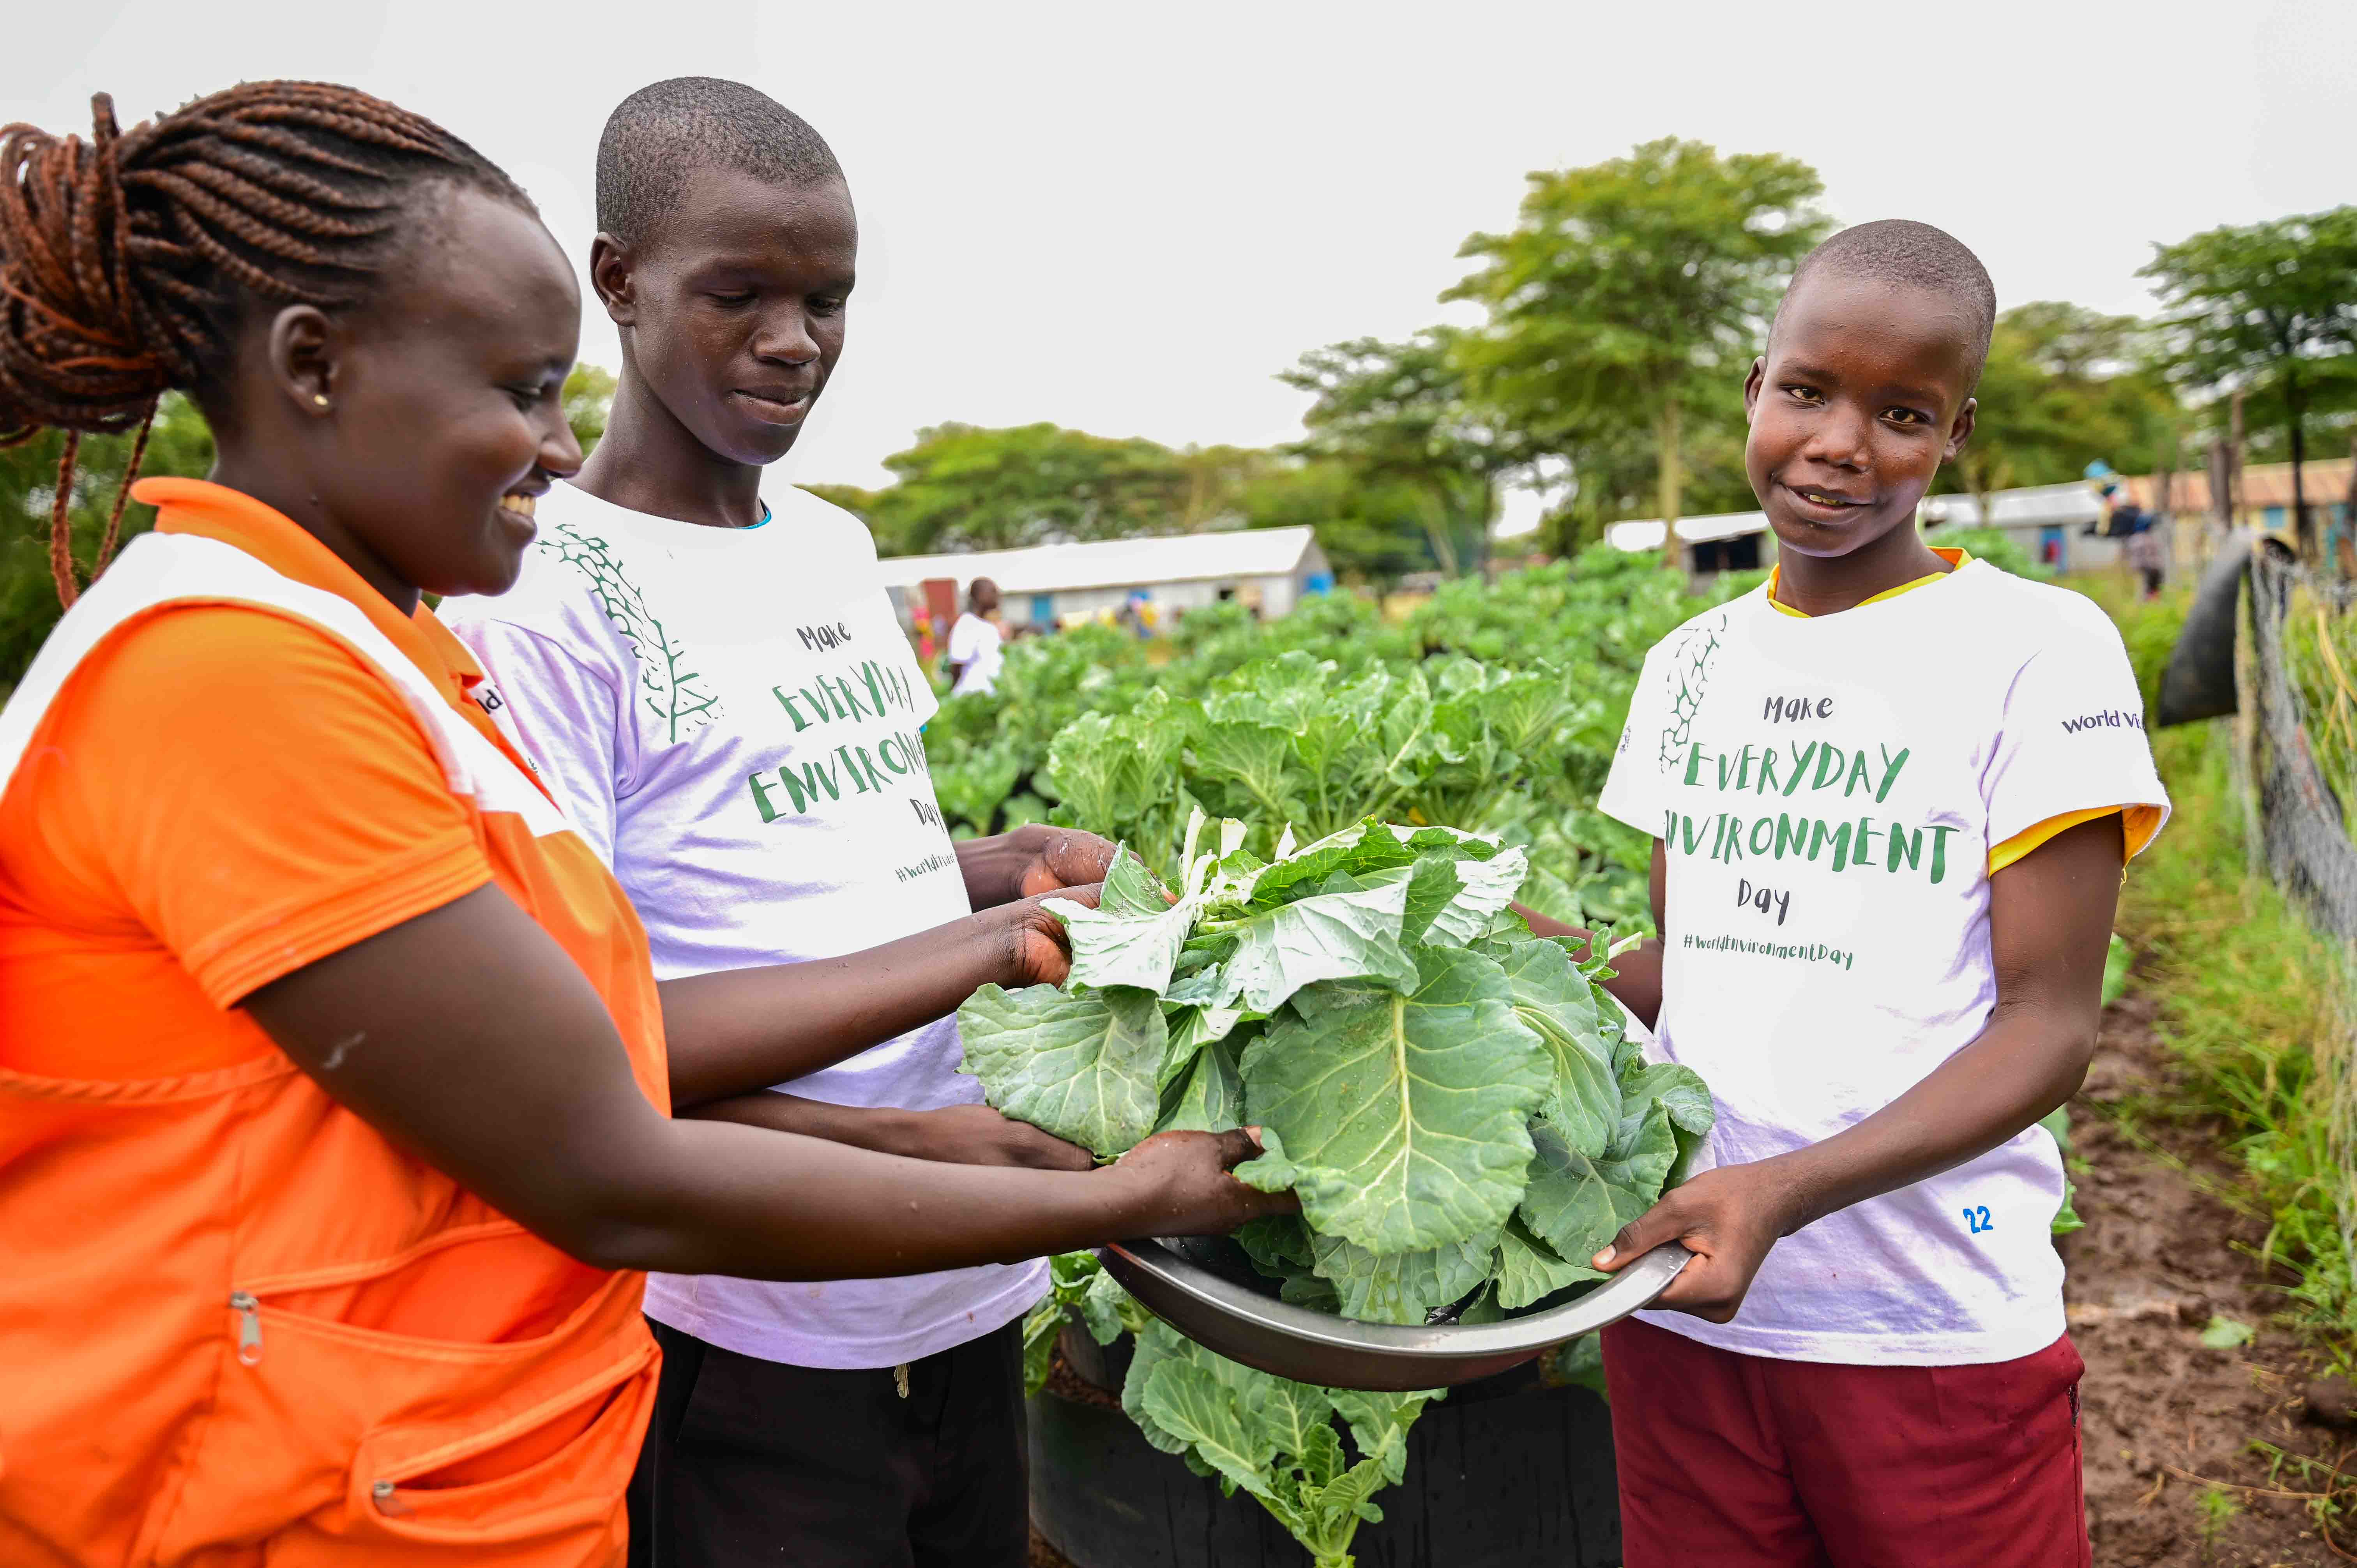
1598, 561, 2168, 1365
442, 481, 1043, 1370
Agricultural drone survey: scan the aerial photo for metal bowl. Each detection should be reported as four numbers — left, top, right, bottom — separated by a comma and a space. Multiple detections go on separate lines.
1099, 1234, 1691, 1391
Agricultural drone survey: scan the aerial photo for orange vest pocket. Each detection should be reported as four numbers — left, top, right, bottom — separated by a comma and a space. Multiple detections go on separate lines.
334, 1346, 654, 1559
150, 1259, 652, 1568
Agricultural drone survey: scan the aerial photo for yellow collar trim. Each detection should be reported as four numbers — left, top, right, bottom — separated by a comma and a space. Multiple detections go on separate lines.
1767, 548, 1973, 618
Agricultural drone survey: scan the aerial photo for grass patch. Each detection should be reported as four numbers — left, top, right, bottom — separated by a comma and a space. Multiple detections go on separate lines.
2116, 719, 2356, 1350
2059, 570, 2354, 1353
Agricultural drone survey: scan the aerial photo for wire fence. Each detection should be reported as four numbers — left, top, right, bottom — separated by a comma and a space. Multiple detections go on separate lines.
2240, 547, 2357, 1284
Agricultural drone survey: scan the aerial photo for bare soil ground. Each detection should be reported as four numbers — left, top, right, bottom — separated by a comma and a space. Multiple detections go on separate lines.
2067, 990, 2352, 1567
1034, 984, 2355, 1568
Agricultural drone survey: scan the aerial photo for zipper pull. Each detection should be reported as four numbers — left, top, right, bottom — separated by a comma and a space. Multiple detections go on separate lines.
371, 1480, 412, 1517
229, 1291, 262, 1365
893, 1363, 910, 1399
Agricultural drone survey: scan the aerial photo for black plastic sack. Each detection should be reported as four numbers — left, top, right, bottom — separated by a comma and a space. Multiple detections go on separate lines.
2157, 533, 2252, 727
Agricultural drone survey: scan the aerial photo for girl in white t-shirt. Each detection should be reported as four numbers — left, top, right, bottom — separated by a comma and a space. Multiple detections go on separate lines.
1572, 222, 2165, 1568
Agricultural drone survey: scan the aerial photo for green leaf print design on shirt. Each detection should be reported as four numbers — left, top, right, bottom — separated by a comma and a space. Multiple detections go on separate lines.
1659, 610, 1728, 774
539, 521, 724, 742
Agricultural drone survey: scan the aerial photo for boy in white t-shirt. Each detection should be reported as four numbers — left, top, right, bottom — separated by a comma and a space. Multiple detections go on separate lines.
945, 577, 1004, 696
1581, 221, 2167, 1567
442, 81, 1120, 1568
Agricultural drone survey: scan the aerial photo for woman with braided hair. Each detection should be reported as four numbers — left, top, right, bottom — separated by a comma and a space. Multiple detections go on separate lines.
0, 84, 1283, 1568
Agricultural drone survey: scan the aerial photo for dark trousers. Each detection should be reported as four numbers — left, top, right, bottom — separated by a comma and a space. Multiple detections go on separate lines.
627, 1317, 1028, 1568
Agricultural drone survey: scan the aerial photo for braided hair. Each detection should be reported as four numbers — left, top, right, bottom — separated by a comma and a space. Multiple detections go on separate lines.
0, 82, 531, 604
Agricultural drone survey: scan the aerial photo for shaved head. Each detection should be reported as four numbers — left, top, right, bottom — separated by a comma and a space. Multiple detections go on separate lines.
1776, 219, 1997, 381
596, 77, 846, 248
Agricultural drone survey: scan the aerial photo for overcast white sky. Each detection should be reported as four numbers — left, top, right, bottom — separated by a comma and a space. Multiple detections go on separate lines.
11, 1, 2352, 491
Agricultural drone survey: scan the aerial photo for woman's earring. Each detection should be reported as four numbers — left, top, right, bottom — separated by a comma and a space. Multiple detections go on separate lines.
313, 394, 330, 409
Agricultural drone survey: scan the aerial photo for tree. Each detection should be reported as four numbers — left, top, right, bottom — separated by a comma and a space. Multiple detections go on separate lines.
1529, 387, 1755, 556
1233, 459, 1442, 592
797, 481, 880, 520
2141, 207, 2357, 556
1280, 329, 1520, 577
845, 422, 1235, 555
1446, 138, 1829, 562
1, 395, 216, 693
1944, 303, 2182, 517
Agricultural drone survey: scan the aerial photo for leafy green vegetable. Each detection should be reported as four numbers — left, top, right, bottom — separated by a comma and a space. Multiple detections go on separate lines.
1517, 1109, 1680, 1268
1021, 1252, 1108, 1396
1307, 1229, 1497, 1326
1241, 946, 1549, 1254
958, 983, 1165, 1159
1156, 1035, 1246, 1134
1493, 935, 1621, 1158
1123, 1316, 1445, 1568
1495, 1215, 1610, 1310
971, 800, 1713, 1568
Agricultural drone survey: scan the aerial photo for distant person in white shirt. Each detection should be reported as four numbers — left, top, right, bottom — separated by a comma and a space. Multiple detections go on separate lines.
946, 578, 1005, 696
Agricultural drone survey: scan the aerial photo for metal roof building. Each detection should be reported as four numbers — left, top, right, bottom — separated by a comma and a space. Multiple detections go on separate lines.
879, 526, 1334, 629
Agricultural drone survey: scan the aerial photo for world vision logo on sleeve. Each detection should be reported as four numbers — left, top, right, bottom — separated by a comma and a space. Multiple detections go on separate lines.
2060, 709, 2146, 734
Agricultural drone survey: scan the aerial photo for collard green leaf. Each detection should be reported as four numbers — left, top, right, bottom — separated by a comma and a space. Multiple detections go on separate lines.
1120, 1321, 1193, 1455
1547, 1333, 1610, 1402
1079, 1266, 1136, 1346
1208, 877, 1421, 1013
1494, 1214, 1609, 1310
1155, 1035, 1245, 1134
1235, 1213, 1316, 1275
1396, 853, 1464, 946
1245, 1375, 1336, 1461
958, 984, 1166, 1158
1328, 1388, 1444, 1486
1308, 1229, 1497, 1326
1616, 1056, 1715, 1182
1021, 1298, 1065, 1397
1048, 888, 1203, 996
1617, 1057, 1714, 1138
1190, 710, 1297, 823
1278, 1270, 1342, 1312
1516, 1108, 1680, 1267
1100, 845, 1174, 918
1156, 1002, 1235, 1093
1456, 1287, 1507, 1325
1247, 819, 1502, 908
1139, 1358, 1277, 1500
1494, 937, 1619, 1159
1042, 710, 1158, 837
1240, 946, 1550, 1254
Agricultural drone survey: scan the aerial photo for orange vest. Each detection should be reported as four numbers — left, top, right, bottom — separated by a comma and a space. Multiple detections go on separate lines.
0, 484, 668, 1567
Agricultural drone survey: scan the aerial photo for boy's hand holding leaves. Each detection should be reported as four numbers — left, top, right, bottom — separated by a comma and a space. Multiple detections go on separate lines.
1589, 1160, 1804, 1324
959, 823, 1122, 908
983, 882, 1105, 989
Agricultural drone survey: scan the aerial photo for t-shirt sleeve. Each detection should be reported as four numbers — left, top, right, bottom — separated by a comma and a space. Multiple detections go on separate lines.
945, 614, 980, 664
1597, 643, 1672, 839
450, 617, 630, 868
38, 607, 494, 1006
1982, 597, 2170, 861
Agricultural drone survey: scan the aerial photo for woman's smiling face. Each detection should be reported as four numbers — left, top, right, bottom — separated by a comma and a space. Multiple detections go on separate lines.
1743, 270, 1980, 562
316, 185, 585, 600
